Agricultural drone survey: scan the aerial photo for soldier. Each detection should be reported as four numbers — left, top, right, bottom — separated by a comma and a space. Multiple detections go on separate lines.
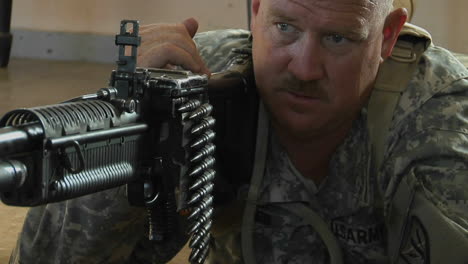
11, 0, 468, 263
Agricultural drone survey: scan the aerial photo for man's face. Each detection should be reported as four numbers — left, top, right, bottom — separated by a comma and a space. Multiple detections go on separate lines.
251, 0, 386, 140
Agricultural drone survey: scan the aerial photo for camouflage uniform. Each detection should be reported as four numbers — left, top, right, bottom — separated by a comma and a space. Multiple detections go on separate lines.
10, 28, 468, 264
197, 29, 468, 263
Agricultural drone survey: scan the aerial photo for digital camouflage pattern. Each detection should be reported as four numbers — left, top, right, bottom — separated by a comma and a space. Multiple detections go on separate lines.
10, 28, 468, 264
195, 29, 252, 72
9, 185, 189, 264
251, 112, 388, 264
382, 46, 468, 223
10, 186, 147, 264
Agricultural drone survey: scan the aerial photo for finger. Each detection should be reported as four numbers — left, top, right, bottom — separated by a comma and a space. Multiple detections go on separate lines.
180, 18, 211, 76
182, 17, 199, 38
140, 21, 199, 59
138, 23, 197, 57
137, 43, 202, 73
140, 30, 209, 75
137, 22, 210, 76
139, 30, 197, 61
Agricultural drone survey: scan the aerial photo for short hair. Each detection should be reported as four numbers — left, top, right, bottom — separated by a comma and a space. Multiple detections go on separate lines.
369, 0, 394, 24
380, 0, 394, 18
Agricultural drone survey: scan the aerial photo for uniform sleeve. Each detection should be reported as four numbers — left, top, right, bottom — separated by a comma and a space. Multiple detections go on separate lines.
10, 187, 146, 263
11, 186, 190, 264
194, 29, 251, 72
382, 76, 468, 234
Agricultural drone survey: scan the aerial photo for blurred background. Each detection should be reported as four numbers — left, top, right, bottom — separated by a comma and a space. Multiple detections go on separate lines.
6, 0, 468, 63
0, 0, 467, 263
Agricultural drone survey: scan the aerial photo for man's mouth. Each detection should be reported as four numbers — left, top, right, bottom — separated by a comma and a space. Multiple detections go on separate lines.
289, 91, 315, 98
285, 90, 322, 101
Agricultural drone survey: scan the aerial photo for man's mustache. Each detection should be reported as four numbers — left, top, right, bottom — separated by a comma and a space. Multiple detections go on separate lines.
276, 75, 329, 101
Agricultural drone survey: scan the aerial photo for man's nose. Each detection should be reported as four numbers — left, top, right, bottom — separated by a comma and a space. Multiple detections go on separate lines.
287, 39, 325, 81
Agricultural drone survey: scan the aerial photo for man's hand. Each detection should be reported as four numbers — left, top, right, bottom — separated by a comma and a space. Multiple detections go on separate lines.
137, 18, 211, 76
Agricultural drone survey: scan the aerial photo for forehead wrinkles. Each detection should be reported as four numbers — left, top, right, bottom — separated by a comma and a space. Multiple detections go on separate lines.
288, 0, 376, 16
283, 0, 376, 28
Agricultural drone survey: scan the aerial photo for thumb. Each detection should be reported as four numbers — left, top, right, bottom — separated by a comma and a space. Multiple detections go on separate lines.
182, 17, 199, 38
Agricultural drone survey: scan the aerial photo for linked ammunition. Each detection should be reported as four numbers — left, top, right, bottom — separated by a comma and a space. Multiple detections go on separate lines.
189, 233, 202, 249
189, 235, 210, 262
189, 247, 202, 262
188, 157, 215, 177
173, 97, 188, 106
188, 207, 213, 234
189, 220, 213, 248
178, 99, 201, 112
189, 169, 216, 191
197, 244, 210, 264
190, 144, 216, 163
188, 195, 213, 219
188, 182, 214, 205
198, 233, 211, 250
189, 103, 213, 120
191, 116, 216, 135
189, 220, 212, 248
190, 130, 215, 149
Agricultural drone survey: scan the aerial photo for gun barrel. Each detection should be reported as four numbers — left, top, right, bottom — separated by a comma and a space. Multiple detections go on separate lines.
0, 123, 44, 156
0, 159, 27, 191
46, 123, 148, 149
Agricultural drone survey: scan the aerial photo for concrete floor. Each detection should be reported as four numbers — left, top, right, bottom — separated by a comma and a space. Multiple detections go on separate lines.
0, 59, 189, 263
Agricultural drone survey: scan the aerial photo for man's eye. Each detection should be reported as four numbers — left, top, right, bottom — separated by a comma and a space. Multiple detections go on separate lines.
276, 23, 296, 33
323, 34, 350, 46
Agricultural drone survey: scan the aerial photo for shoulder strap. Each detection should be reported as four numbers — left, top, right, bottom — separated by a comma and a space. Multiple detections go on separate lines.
367, 23, 431, 174
241, 102, 269, 264
367, 22, 428, 258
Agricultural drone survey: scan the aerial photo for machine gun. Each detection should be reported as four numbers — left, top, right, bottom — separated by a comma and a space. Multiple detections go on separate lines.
0, 20, 258, 263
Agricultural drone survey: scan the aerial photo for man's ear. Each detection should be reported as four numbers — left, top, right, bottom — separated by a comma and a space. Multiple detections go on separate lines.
252, 0, 261, 16
381, 8, 408, 59
250, 0, 261, 28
